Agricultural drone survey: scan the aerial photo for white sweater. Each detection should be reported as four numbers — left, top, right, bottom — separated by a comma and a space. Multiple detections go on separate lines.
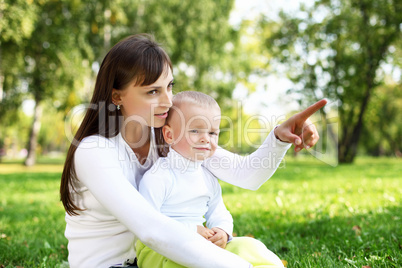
139, 149, 234, 239
65, 129, 291, 268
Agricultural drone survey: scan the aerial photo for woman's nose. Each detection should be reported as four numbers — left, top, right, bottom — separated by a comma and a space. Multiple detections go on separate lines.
160, 90, 173, 108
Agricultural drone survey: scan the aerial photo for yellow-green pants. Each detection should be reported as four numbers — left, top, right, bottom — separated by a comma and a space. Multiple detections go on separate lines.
136, 237, 284, 268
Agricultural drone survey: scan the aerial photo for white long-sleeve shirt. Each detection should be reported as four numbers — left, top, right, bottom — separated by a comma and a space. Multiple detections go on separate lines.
65, 128, 291, 268
139, 148, 234, 239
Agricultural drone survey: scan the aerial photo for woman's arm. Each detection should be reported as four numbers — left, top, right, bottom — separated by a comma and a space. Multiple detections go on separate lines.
74, 143, 252, 268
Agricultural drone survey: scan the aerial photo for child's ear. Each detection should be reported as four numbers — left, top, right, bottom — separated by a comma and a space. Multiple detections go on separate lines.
162, 124, 174, 145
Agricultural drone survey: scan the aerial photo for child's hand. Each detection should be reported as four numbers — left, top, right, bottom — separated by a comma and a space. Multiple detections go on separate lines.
197, 225, 214, 239
274, 99, 327, 152
208, 227, 229, 249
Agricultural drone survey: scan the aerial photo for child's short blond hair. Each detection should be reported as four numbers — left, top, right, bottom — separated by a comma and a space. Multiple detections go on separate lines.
172, 91, 220, 111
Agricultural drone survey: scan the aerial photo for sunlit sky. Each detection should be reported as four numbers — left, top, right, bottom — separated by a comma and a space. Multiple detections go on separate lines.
230, 0, 309, 25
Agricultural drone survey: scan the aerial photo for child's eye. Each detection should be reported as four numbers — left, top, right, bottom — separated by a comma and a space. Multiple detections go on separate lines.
209, 132, 218, 136
189, 129, 199, 133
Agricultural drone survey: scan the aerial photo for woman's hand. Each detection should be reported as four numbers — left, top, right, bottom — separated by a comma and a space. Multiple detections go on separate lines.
208, 227, 229, 249
274, 99, 327, 152
197, 225, 214, 239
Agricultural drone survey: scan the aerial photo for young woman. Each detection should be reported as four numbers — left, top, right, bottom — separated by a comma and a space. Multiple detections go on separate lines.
60, 34, 326, 268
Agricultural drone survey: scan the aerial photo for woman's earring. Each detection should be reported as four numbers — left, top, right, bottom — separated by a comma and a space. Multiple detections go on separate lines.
116, 104, 120, 110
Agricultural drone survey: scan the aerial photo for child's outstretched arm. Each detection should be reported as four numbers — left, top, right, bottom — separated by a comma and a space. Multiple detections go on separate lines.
204, 99, 327, 190
274, 99, 327, 152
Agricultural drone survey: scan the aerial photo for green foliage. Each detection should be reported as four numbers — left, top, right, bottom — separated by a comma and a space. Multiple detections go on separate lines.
0, 110, 31, 161
1, 0, 258, 161
1, 0, 92, 107
37, 103, 70, 154
219, 100, 268, 154
63, 0, 242, 101
259, 0, 402, 163
361, 83, 402, 156
113, 0, 241, 102
0, 0, 38, 119
22, 0, 91, 103
1, 157, 401, 267
0, 0, 37, 43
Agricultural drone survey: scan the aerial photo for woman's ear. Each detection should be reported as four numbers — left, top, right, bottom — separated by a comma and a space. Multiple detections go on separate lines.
111, 89, 122, 105
162, 125, 174, 145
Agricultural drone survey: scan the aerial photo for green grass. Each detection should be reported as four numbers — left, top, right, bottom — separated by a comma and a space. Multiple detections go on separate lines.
0, 157, 401, 267
0, 161, 68, 268
222, 157, 402, 267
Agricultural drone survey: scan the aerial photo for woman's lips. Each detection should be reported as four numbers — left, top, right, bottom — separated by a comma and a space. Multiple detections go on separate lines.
155, 112, 168, 119
194, 147, 210, 151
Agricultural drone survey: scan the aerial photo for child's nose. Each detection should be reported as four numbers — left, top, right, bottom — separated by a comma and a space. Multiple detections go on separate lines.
200, 133, 210, 143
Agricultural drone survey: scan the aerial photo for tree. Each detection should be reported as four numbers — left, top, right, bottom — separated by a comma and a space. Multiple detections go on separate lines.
0, 0, 38, 119
83, 0, 242, 103
17, 0, 91, 165
0, 0, 39, 160
259, 0, 401, 163
1, 0, 253, 164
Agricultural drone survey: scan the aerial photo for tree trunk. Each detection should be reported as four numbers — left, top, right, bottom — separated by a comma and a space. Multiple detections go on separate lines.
24, 98, 43, 166
337, 0, 397, 164
338, 87, 372, 163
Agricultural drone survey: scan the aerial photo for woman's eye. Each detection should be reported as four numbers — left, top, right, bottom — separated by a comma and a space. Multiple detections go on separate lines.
168, 82, 175, 88
148, 90, 157, 95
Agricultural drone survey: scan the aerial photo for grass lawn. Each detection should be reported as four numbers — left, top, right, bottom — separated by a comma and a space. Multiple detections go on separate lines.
0, 156, 401, 267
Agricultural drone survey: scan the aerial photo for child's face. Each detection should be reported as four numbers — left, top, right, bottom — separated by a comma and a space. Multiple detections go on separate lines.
166, 103, 220, 161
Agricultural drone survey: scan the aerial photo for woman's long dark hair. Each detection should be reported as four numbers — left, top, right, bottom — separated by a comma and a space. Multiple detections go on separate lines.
60, 34, 171, 216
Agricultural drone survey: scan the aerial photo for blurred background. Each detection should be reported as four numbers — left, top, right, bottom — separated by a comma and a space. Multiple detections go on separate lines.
0, 0, 401, 166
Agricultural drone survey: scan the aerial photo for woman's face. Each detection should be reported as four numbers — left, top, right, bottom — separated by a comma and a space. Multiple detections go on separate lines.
116, 67, 174, 128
